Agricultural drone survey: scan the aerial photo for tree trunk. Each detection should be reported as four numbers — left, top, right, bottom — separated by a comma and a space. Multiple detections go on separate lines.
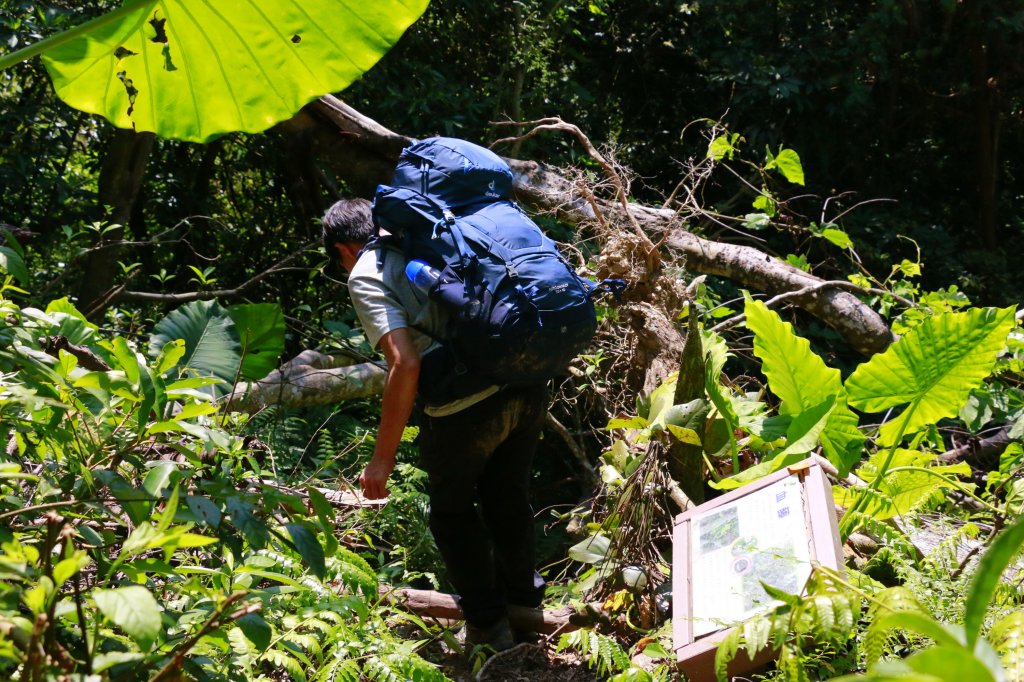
227, 98, 895, 414
297, 96, 893, 357
79, 129, 155, 316
383, 587, 594, 635
967, 8, 1000, 250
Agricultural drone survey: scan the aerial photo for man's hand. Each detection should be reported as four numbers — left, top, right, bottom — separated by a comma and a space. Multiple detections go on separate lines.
357, 328, 419, 501
358, 453, 396, 500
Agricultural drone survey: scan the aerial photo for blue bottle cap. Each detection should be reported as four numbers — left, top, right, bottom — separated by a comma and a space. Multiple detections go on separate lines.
405, 259, 429, 283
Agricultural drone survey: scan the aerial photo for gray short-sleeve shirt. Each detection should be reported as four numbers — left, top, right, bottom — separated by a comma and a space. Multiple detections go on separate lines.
348, 246, 449, 355
348, 246, 498, 416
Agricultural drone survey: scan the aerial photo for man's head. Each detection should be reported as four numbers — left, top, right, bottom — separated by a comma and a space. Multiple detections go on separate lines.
322, 198, 375, 272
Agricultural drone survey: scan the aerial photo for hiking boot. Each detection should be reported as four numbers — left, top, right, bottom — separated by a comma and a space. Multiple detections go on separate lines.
462, 616, 515, 652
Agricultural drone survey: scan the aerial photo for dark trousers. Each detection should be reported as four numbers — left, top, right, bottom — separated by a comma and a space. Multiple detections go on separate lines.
418, 384, 548, 627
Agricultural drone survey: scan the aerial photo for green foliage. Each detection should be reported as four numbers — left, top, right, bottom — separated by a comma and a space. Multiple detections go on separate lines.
148, 298, 285, 391
719, 516, 1024, 682
558, 628, 653, 679
744, 299, 863, 476
714, 569, 862, 682
0, 294, 449, 681
833, 450, 973, 522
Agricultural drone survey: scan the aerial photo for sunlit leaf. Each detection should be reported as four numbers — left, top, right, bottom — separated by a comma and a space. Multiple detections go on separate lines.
845, 307, 1015, 446
35, 0, 430, 142
766, 147, 805, 185
745, 299, 864, 474
568, 533, 611, 564
821, 228, 853, 250
142, 461, 176, 498
94, 585, 163, 651
185, 495, 221, 528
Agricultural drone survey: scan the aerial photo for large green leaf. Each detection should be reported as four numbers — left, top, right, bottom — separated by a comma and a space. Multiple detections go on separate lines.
94, 585, 163, 651
745, 299, 864, 474
148, 299, 241, 390
845, 307, 1015, 446
30, 0, 429, 142
964, 515, 1024, 648
227, 302, 285, 381
832, 449, 971, 521
284, 522, 325, 580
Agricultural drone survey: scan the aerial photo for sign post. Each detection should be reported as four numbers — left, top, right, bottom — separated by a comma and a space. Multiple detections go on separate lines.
672, 458, 844, 679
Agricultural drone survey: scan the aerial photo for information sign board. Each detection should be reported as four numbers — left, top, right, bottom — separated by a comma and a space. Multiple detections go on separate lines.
673, 458, 843, 679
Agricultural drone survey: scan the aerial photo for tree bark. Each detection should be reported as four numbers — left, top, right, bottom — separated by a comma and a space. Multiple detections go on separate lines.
229, 98, 894, 413
79, 129, 155, 316
667, 311, 706, 504
222, 350, 385, 413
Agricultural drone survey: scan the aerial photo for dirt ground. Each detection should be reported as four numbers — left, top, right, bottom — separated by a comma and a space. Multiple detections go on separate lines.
439, 641, 598, 682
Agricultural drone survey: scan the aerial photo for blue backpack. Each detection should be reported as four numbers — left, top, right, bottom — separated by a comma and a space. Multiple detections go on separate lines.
371, 137, 608, 401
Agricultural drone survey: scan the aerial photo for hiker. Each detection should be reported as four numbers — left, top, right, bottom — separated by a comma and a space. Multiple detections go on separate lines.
322, 196, 548, 650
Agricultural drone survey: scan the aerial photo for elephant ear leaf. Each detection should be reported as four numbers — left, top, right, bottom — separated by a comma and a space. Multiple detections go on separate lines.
148, 299, 241, 392
37, 0, 430, 142
845, 307, 1015, 447
744, 299, 864, 475
227, 303, 285, 381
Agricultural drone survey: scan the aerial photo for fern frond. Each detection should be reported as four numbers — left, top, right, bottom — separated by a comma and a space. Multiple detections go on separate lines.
845, 511, 917, 558
364, 654, 451, 682
284, 632, 323, 659
778, 642, 811, 682
557, 629, 631, 676
336, 560, 377, 598
811, 595, 836, 638
335, 545, 375, 577
922, 520, 981, 572
364, 656, 401, 682
988, 610, 1024, 681
303, 617, 333, 636
265, 648, 307, 682
864, 586, 927, 666
714, 626, 743, 682
742, 615, 773, 656
314, 656, 361, 682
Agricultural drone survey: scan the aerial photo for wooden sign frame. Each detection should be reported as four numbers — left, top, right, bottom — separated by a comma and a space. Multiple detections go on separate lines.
672, 458, 843, 680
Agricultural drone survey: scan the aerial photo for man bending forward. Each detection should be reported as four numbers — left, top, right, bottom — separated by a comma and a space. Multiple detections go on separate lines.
322, 198, 547, 650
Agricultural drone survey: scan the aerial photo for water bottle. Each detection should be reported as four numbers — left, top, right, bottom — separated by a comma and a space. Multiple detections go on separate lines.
405, 260, 444, 293
405, 260, 483, 322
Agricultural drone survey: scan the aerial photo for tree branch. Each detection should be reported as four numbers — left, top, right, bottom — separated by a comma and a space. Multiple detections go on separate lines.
118, 240, 318, 304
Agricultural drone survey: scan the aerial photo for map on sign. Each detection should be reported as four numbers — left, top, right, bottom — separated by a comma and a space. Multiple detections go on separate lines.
689, 476, 812, 637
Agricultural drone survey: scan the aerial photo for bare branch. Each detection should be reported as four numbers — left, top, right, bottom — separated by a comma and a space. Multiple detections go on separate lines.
709, 279, 916, 334
117, 240, 318, 304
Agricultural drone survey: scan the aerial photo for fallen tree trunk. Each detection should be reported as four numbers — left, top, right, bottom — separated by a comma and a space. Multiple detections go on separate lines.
935, 426, 1013, 469
383, 587, 596, 636
296, 97, 893, 358
223, 350, 384, 413
238, 97, 894, 410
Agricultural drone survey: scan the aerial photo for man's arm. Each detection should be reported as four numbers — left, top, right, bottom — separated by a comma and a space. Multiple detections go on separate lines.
358, 327, 420, 499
